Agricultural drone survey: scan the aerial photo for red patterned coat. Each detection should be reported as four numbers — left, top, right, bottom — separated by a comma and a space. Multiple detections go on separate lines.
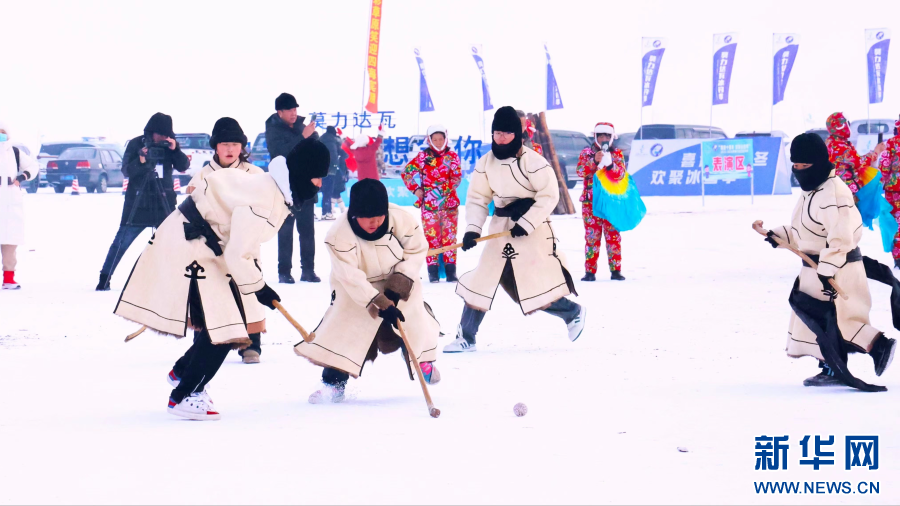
401, 148, 462, 212
879, 135, 900, 192
576, 146, 627, 203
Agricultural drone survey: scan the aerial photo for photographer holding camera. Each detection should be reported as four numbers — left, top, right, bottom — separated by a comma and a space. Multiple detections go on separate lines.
96, 112, 188, 291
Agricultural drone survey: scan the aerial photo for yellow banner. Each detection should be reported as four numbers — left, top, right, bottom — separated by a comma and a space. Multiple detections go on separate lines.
365, 0, 382, 114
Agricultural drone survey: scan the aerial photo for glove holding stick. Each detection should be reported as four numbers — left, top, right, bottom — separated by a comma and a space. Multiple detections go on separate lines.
751, 220, 848, 301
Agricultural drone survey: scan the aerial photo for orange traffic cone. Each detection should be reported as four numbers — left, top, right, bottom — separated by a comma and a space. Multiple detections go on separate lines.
122, 178, 128, 194
173, 177, 181, 193
71, 178, 81, 195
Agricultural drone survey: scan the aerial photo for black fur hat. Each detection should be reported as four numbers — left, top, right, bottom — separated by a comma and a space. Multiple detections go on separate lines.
275, 92, 299, 111
286, 137, 330, 202
349, 178, 389, 218
209, 117, 247, 149
144, 112, 175, 138
492, 106, 521, 134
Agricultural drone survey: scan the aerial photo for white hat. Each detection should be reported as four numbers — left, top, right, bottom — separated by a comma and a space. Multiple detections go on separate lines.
351, 134, 370, 149
426, 124, 448, 150
593, 122, 616, 139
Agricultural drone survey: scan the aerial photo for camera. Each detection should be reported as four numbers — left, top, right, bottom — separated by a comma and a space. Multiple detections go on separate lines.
143, 139, 170, 163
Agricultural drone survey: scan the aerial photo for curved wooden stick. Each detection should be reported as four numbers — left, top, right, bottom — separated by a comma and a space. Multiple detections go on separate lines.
427, 230, 512, 257
396, 320, 440, 418
752, 222, 849, 300
124, 325, 147, 343
273, 301, 315, 343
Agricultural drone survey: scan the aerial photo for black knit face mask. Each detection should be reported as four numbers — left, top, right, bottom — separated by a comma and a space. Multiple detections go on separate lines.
491, 133, 523, 160
792, 163, 832, 191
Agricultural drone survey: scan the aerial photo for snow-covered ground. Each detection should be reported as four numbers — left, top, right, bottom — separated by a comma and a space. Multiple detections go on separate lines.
2, 186, 898, 505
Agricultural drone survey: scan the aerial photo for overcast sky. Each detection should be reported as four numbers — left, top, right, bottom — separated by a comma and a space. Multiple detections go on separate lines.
3, 0, 899, 151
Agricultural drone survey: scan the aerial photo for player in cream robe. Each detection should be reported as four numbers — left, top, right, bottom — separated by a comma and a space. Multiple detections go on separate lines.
115, 136, 330, 420
758, 133, 896, 387
185, 118, 269, 364
444, 106, 586, 353
295, 179, 441, 403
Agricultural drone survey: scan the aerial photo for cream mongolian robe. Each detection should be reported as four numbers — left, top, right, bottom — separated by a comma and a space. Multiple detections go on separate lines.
115, 169, 290, 345
456, 146, 575, 314
768, 172, 881, 361
184, 158, 269, 333
294, 204, 440, 377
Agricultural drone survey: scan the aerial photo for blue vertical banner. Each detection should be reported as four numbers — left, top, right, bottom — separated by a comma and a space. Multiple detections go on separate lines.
772, 33, 800, 105
413, 47, 434, 112
544, 42, 563, 110
865, 28, 891, 104
712, 32, 739, 105
471, 44, 493, 111
641, 37, 666, 106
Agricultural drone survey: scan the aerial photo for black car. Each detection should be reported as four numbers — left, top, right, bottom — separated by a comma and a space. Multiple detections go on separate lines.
46, 146, 124, 193
549, 130, 592, 188
612, 132, 636, 164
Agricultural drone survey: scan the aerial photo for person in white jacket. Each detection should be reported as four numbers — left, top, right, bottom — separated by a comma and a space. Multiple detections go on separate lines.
0, 121, 39, 290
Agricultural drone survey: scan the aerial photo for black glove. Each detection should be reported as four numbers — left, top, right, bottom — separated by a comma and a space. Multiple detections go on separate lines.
378, 305, 406, 329
510, 224, 528, 238
462, 231, 480, 251
764, 231, 779, 249
817, 274, 837, 301
254, 284, 281, 310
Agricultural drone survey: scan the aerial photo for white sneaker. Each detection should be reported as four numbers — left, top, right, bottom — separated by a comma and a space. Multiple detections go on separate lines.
567, 305, 586, 342
167, 392, 221, 421
2, 282, 20, 290
322, 213, 336, 220
308, 384, 345, 404
167, 370, 214, 408
443, 329, 477, 353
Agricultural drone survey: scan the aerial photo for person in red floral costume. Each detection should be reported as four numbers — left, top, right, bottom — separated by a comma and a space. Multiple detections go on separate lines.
879, 117, 900, 268
402, 124, 462, 283
516, 110, 543, 155
576, 122, 626, 281
825, 112, 884, 194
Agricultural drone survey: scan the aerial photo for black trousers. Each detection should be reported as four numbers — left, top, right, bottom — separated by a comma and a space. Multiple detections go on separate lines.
322, 367, 350, 387
459, 298, 581, 344
320, 175, 335, 214
277, 197, 316, 275
170, 329, 231, 403
100, 225, 146, 277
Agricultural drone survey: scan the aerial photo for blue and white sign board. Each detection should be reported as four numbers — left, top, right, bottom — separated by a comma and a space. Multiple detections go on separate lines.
629, 138, 791, 196
322, 178, 471, 208
701, 138, 754, 182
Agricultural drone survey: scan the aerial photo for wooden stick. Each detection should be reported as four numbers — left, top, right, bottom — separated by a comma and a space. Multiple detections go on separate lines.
534, 112, 576, 215
273, 301, 315, 343
752, 221, 849, 300
427, 230, 511, 257
395, 320, 440, 418
124, 325, 147, 343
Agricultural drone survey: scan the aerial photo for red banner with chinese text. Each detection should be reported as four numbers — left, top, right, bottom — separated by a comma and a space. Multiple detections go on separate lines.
365, 0, 382, 114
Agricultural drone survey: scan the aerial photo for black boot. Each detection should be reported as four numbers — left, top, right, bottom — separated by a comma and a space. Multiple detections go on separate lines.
96, 273, 110, 291
278, 273, 295, 284
581, 272, 596, 282
300, 270, 321, 283
610, 270, 625, 281
870, 335, 896, 377
444, 264, 458, 282
803, 362, 845, 387
427, 265, 440, 283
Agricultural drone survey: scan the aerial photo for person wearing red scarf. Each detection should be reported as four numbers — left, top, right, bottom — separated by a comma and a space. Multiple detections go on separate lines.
825, 112, 884, 194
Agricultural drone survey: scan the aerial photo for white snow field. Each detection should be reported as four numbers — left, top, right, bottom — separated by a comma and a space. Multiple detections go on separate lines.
1, 187, 898, 505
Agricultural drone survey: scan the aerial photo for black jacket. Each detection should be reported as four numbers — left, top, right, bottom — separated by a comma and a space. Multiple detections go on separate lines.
319, 131, 347, 176
120, 134, 189, 227
265, 113, 319, 203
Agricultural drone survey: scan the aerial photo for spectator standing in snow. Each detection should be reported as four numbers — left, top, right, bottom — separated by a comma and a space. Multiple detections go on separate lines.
266, 92, 321, 283
879, 117, 900, 269
318, 126, 347, 220
350, 124, 384, 181
96, 113, 188, 291
0, 121, 39, 290
825, 112, 885, 195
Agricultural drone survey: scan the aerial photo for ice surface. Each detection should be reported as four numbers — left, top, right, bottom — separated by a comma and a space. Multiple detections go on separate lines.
1, 187, 897, 504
